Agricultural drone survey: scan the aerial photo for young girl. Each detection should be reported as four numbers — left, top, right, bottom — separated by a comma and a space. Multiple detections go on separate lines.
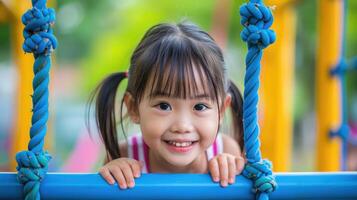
90, 21, 245, 189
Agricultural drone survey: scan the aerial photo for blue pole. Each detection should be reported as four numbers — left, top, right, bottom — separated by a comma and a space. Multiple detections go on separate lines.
1, 173, 357, 200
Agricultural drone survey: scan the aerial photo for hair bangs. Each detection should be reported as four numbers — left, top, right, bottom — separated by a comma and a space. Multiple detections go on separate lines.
147, 35, 218, 101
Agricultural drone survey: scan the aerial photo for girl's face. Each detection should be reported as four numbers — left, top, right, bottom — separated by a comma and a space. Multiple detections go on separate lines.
126, 70, 230, 168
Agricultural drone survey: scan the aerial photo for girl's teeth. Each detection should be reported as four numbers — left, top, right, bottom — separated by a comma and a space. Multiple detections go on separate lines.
168, 141, 193, 147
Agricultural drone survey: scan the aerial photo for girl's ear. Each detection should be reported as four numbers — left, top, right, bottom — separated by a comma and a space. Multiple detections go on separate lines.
124, 92, 140, 124
220, 94, 232, 123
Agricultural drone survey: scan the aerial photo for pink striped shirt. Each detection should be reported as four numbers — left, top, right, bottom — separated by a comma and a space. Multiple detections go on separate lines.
127, 134, 223, 173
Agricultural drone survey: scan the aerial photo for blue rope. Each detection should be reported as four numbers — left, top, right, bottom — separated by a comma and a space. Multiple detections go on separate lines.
330, 57, 350, 145
16, 0, 56, 199
239, 0, 277, 199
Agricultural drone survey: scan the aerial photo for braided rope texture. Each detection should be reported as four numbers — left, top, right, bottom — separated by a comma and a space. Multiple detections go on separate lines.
16, 0, 56, 199
239, 0, 277, 199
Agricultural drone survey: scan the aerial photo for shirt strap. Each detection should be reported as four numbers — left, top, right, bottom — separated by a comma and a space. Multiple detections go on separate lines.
127, 135, 149, 173
206, 133, 223, 161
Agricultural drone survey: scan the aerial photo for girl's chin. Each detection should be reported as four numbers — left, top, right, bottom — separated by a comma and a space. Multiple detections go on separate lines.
164, 159, 196, 170
160, 149, 201, 168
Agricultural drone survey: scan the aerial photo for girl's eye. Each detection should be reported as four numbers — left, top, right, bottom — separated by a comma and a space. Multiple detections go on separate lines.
194, 103, 209, 111
156, 102, 172, 111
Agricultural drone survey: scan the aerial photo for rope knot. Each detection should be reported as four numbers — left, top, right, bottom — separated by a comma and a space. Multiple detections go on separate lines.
330, 59, 348, 76
22, 5, 57, 56
243, 159, 277, 200
330, 123, 350, 141
239, 2, 276, 49
16, 151, 51, 184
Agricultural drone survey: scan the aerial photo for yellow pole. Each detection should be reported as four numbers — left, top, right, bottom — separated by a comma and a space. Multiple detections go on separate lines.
8, 0, 55, 170
315, 0, 342, 171
9, 0, 33, 171
259, 0, 296, 172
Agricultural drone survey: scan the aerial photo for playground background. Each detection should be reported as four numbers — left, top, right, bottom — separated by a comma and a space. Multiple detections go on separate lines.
0, 0, 356, 172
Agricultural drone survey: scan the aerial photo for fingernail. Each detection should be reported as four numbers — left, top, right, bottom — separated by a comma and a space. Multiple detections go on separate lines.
229, 178, 234, 184
128, 181, 135, 188
221, 181, 227, 187
213, 177, 219, 182
135, 173, 140, 178
119, 184, 127, 189
110, 180, 115, 185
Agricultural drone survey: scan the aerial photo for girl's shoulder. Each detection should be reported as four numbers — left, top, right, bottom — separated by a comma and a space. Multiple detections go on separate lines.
117, 134, 143, 158
125, 134, 148, 159
205, 133, 240, 160
125, 134, 150, 173
221, 133, 242, 156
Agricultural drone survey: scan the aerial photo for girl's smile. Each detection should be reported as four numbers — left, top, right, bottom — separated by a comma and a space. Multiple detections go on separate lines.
163, 139, 198, 153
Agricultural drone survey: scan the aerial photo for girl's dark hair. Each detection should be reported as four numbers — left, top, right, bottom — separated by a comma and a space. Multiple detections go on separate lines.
87, 21, 244, 160
228, 80, 244, 149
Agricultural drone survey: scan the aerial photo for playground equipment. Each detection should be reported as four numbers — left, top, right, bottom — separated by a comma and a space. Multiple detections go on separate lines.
1, 172, 357, 199
0, 0, 356, 199
328, 0, 357, 171
259, 0, 295, 172
316, 0, 343, 171
0, 0, 54, 170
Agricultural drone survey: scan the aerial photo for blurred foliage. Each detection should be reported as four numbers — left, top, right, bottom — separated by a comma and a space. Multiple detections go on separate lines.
346, 1, 357, 121
346, 0, 357, 58
0, 0, 355, 126
0, 0, 356, 122
54, 0, 218, 96
0, 0, 357, 171
0, 24, 10, 61
294, 0, 317, 121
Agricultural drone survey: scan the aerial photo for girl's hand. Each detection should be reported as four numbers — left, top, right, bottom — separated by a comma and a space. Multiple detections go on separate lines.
99, 158, 142, 189
208, 153, 245, 187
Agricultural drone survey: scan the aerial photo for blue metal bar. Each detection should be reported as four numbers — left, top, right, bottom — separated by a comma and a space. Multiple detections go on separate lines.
1, 172, 357, 199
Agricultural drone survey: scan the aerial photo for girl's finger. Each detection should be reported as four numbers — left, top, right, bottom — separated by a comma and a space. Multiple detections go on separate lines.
227, 156, 236, 184
99, 167, 115, 185
208, 158, 220, 182
120, 163, 135, 188
236, 157, 245, 174
128, 159, 142, 178
218, 156, 228, 187
110, 166, 127, 189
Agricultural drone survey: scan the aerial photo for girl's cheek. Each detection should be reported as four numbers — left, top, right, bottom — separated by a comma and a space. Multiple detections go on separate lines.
199, 119, 219, 144
198, 115, 219, 130
141, 118, 167, 137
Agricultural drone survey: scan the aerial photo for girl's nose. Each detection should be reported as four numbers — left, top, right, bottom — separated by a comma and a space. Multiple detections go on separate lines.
170, 117, 194, 133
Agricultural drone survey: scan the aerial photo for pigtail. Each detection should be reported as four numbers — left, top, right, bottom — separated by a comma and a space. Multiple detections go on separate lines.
87, 72, 127, 160
228, 80, 244, 152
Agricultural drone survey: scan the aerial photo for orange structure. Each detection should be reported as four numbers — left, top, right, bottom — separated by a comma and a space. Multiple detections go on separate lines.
315, 0, 343, 171
260, 0, 296, 172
